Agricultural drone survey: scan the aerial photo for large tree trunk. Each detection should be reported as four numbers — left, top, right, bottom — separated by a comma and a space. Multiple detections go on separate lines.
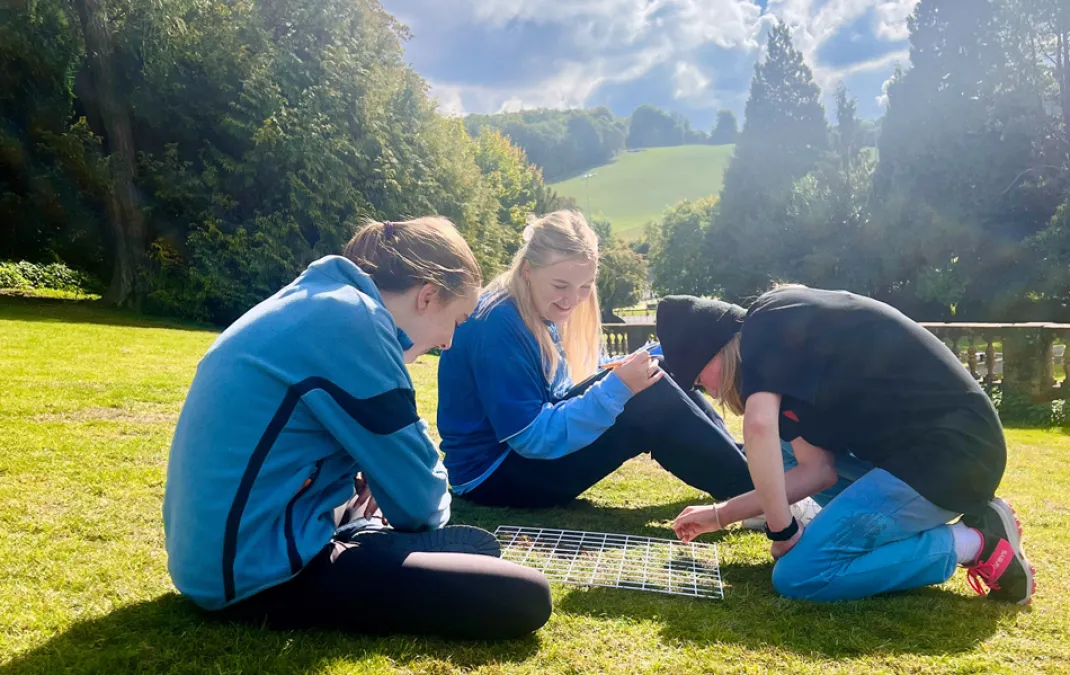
72, 0, 146, 308
1059, 29, 1070, 141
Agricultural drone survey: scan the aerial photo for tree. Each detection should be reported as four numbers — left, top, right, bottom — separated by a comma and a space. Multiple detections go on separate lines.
709, 110, 738, 145
74, 0, 515, 323
465, 108, 626, 181
597, 245, 648, 322
472, 129, 543, 254
875, 0, 1065, 319
0, 0, 107, 279
590, 218, 615, 245
833, 85, 858, 171
534, 184, 580, 215
72, 0, 147, 308
1027, 198, 1070, 314
876, 0, 1005, 212
711, 21, 828, 300
590, 218, 647, 321
646, 197, 717, 297
627, 105, 686, 149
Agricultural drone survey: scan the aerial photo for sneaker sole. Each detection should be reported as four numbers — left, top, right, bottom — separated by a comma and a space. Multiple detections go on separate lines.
988, 498, 1036, 605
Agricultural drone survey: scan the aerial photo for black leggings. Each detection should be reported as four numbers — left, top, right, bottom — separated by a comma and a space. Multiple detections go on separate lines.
463, 373, 754, 508
215, 534, 551, 640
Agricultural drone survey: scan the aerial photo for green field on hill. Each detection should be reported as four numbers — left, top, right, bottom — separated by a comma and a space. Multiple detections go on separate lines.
550, 144, 734, 239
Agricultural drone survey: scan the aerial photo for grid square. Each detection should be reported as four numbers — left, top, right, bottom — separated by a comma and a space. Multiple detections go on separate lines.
494, 526, 724, 600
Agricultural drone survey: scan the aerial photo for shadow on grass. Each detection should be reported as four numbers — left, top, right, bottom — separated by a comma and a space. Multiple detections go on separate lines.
0, 295, 216, 333
451, 495, 1022, 659
450, 494, 696, 539
0, 594, 540, 675
557, 570, 1022, 658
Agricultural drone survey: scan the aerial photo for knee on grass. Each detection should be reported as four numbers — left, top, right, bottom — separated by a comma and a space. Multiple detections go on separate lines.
481, 566, 554, 638
771, 558, 832, 601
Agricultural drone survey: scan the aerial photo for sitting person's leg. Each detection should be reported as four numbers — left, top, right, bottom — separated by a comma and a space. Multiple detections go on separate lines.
217, 534, 552, 639
463, 374, 753, 508
460, 428, 642, 508
617, 374, 753, 499
771, 468, 961, 602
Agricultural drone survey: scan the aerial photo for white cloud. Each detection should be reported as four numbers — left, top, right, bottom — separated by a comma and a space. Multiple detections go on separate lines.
765, 0, 880, 93
673, 62, 712, 100
877, 73, 895, 108
671, 0, 766, 50
400, 0, 914, 119
758, 0, 912, 113
463, 0, 765, 51
874, 0, 918, 42
415, 0, 763, 114
428, 81, 466, 116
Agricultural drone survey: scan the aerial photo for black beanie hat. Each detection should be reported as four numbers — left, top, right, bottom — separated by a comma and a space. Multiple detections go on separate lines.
656, 295, 747, 389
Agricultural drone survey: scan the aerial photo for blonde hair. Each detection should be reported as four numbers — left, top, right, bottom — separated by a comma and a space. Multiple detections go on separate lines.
718, 334, 744, 415
343, 217, 482, 300
482, 210, 602, 382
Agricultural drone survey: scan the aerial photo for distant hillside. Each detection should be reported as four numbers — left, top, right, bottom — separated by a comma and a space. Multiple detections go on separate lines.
550, 144, 734, 239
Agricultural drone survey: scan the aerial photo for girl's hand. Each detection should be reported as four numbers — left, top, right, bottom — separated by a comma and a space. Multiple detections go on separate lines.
614, 351, 664, 394
672, 504, 722, 543
353, 473, 387, 524
770, 524, 804, 560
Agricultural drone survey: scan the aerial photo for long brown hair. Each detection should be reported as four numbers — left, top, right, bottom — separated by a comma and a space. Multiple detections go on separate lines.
343, 217, 482, 300
481, 210, 602, 382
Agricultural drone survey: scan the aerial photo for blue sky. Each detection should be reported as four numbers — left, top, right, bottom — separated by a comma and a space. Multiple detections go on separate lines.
380, 0, 918, 128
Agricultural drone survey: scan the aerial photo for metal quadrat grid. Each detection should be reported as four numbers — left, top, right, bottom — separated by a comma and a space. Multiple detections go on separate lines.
494, 526, 724, 600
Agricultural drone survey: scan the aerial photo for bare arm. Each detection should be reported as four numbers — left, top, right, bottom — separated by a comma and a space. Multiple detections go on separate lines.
715, 435, 838, 527
737, 392, 793, 532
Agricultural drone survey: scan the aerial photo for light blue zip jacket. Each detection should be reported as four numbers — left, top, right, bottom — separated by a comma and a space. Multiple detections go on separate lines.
163, 256, 450, 610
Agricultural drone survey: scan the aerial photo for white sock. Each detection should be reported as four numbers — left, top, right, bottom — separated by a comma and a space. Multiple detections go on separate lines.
951, 521, 983, 564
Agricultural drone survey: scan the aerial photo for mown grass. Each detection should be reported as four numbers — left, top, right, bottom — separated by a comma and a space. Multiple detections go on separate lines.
1, 295, 1068, 674
550, 145, 734, 239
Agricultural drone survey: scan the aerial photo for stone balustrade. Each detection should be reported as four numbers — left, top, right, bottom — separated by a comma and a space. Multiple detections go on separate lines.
603, 322, 1070, 402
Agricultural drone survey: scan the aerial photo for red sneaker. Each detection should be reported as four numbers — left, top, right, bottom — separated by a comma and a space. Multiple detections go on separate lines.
961, 498, 1035, 605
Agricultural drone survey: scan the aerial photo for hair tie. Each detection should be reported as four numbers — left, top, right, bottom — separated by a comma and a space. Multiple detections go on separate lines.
383, 221, 395, 238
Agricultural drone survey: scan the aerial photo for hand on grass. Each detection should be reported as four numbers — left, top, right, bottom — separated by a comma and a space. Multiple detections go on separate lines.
672, 504, 722, 543
770, 525, 803, 560
615, 351, 664, 394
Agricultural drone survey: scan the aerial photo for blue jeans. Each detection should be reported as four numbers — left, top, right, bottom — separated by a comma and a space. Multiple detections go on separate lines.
775, 445, 960, 602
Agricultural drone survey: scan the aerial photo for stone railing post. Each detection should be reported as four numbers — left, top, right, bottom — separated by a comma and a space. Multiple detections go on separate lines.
984, 332, 998, 386
966, 335, 978, 380
1001, 324, 1051, 401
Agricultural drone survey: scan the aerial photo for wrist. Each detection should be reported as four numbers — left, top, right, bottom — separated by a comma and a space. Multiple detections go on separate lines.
763, 502, 794, 532
764, 516, 799, 541
710, 504, 723, 530
603, 371, 636, 402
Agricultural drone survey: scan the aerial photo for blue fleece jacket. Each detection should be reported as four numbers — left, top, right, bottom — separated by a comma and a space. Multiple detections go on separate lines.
163, 256, 450, 610
437, 296, 634, 492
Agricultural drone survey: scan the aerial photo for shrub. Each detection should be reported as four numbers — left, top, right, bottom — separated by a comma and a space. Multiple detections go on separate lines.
0, 264, 29, 289
0, 261, 98, 293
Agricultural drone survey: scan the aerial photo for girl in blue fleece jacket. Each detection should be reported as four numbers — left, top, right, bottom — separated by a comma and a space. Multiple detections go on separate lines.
437, 211, 755, 508
163, 218, 551, 639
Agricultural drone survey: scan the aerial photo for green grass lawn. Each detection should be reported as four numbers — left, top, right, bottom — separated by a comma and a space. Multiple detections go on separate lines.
550, 145, 734, 239
2, 296, 1069, 674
